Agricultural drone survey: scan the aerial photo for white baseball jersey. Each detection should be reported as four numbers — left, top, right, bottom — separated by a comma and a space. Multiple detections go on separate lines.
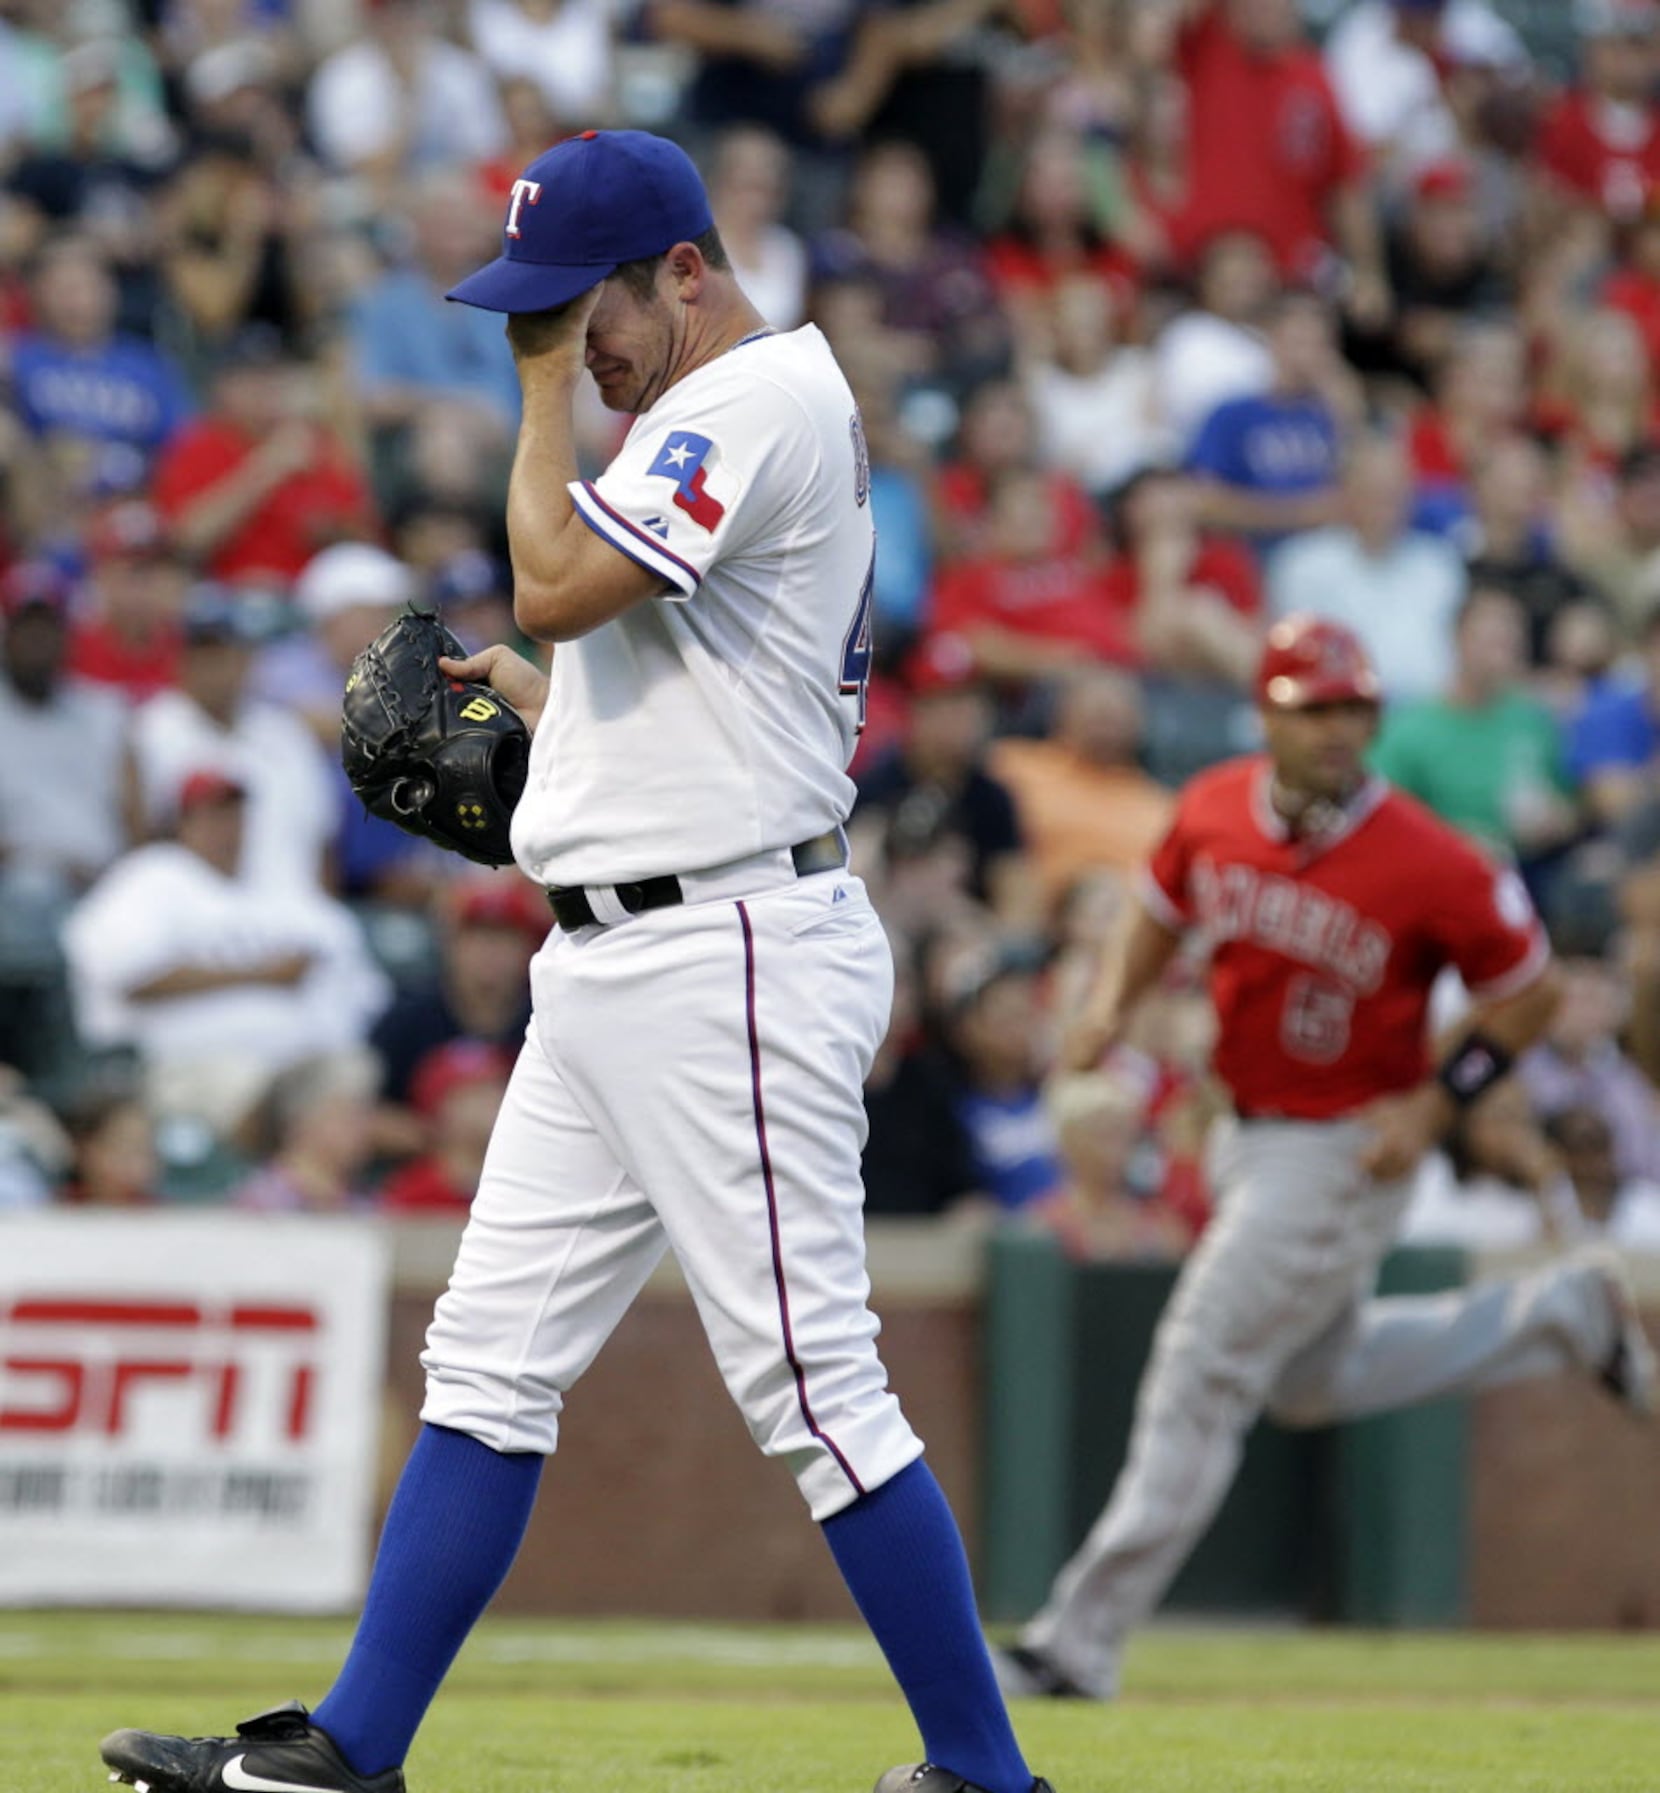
419, 316, 922, 1525
512, 323, 875, 889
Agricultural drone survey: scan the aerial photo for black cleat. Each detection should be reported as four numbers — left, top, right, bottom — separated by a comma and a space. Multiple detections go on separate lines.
991, 1642, 1093, 1700
100, 1701, 405, 1793
874, 1769, 1057, 1793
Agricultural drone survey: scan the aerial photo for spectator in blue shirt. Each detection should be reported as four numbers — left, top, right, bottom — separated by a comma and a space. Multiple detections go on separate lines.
349, 171, 521, 446
938, 944, 1063, 1213
1187, 289, 1352, 556
1569, 602, 1660, 827
10, 235, 192, 494
850, 371, 932, 653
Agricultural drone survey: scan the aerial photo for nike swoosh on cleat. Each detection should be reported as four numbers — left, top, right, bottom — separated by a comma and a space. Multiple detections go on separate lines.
220, 1756, 342, 1793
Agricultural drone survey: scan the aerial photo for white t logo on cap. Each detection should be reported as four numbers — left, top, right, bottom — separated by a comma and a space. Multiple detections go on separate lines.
505, 178, 543, 240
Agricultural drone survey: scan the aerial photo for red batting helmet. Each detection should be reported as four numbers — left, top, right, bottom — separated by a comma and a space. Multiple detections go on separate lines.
1255, 614, 1381, 709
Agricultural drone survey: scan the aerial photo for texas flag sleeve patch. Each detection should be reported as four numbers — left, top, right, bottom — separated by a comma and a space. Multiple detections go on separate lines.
647, 431, 726, 532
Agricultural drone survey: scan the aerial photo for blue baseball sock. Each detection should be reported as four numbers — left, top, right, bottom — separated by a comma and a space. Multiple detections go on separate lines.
822, 1458, 1032, 1793
313, 1423, 543, 1776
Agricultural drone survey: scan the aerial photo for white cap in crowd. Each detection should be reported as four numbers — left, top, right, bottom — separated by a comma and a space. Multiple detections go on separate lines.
294, 543, 414, 624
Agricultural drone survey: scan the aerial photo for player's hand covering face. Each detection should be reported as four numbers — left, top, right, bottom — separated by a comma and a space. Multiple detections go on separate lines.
504, 271, 677, 415
505, 284, 604, 365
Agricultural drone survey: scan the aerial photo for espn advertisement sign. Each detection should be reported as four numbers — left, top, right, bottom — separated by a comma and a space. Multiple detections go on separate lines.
0, 1214, 390, 1610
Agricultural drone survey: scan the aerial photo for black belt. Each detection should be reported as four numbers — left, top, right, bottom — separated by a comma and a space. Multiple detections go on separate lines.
545, 829, 848, 932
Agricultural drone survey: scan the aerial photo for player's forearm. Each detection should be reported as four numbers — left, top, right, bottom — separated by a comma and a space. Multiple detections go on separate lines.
648, 0, 798, 60
1138, 585, 1259, 684
505, 359, 592, 642
960, 625, 1100, 685
808, 16, 902, 140
168, 459, 286, 558
1191, 480, 1341, 538
1110, 902, 1186, 1020
1362, 966, 1563, 1177
886, 0, 1004, 62
1412, 965, 1562, 1135
125, 958, 302, 1002
1063, 898, 1184, 1069
1442, 963, 1563, 1065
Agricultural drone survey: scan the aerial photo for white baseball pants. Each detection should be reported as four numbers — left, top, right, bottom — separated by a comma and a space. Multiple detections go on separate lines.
420, 871, 924, 1521
1021, 1116, 1619, 1696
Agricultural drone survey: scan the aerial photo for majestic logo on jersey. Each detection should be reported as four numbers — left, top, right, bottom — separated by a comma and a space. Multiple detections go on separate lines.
640, 515, 670, 539
648, 433, 725, 532
850, 410, 870, 508
504, 177, 542, 239
1190, 856, 1392, 995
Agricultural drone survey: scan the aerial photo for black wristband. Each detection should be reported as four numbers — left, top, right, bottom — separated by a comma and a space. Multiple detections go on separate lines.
1436, 1030, 1515, 1108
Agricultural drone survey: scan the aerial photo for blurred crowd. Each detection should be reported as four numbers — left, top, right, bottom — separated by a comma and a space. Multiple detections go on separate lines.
2, 0, 1659, 1262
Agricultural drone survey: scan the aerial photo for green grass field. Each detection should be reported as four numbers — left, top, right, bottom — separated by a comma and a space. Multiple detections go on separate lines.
5, 1613, 1659, 1793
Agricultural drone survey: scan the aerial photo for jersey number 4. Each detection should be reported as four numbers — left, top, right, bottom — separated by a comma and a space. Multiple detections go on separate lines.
839, 546, 876, 732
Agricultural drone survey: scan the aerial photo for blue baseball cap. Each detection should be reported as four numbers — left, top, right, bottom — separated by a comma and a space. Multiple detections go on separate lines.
447, 130, 714, 316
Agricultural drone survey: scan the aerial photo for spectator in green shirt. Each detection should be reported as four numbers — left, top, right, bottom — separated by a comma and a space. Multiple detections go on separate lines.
1371, 584, 1580, 866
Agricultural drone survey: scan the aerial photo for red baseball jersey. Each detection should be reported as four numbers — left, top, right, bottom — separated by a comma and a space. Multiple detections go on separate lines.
1172, 8, 1367, 276
1537, 90, 1660, 222
1142, 756, 1548, 1120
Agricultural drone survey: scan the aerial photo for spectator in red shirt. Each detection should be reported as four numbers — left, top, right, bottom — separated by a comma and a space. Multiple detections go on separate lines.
67, 499, 188, 702
1168, 0, 1388, 320
1536, 0, 1660, 224
151, 325, 376, 585
1100, 468, 1262, 685
1603, 199, 1660, 370
380, 1038, 513, 1213
928, 466, 1130, 684
934, 378, 1101, 564
984, 128, 1141, 333
476, 76, 565, 207
1406, 317, 1528, 501
1027, 3, 1187, 268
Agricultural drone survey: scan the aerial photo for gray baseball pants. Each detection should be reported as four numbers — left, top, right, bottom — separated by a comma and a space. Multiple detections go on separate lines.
1019, 1116, 1618, 1697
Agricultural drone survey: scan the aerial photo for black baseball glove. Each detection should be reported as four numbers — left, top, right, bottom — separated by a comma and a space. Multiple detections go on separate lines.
340, 607, 530, 868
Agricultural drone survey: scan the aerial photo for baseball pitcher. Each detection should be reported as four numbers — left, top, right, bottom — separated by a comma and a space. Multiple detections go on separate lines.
101, 132, 1051, 1793
997, 615, 1657, 1703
